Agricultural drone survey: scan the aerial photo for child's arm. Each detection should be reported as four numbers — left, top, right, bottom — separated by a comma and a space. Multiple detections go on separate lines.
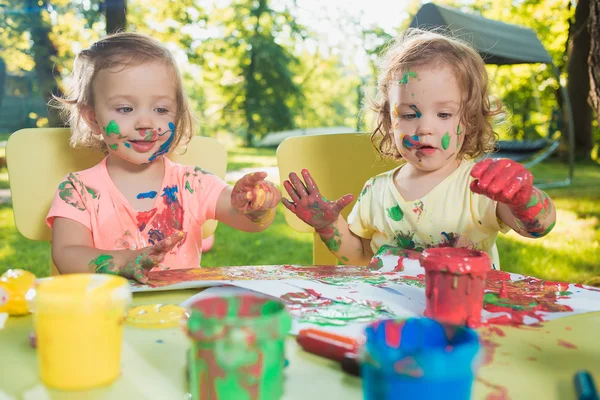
215, 172, 281, 232
282, 169, 374, 265
470, 159, 556, 238
52, 218, 183, 283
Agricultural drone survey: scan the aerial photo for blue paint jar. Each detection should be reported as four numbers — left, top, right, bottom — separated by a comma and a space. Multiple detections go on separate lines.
361, 318, 480, 400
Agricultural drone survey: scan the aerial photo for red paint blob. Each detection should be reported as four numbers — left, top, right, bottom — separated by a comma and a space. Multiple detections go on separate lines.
557, 339, 577, 349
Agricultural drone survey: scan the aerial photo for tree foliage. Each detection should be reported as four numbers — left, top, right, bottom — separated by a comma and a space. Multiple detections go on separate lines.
0, 0, 597, 154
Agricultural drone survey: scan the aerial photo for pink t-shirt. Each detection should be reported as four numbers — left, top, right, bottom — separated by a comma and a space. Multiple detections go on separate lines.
46, 157, 229, 270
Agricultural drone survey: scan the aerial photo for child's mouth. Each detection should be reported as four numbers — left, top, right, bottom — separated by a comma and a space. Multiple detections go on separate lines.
416, 145, 437, 155
128, 140, 156, 153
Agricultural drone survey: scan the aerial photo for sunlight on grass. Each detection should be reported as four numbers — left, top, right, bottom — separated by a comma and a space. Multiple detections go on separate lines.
201, 203, 312, 267
226, 146, 277, 171
0, 207, 51, 277
0, 169, 8, 190
498, 207, 600, 282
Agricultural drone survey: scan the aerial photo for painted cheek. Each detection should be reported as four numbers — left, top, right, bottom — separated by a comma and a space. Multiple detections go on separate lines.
441, 132, 451, 150
402, 134, 419, 150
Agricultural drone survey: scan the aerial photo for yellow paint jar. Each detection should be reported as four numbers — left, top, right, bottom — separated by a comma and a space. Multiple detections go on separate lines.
33, 274, 131, 390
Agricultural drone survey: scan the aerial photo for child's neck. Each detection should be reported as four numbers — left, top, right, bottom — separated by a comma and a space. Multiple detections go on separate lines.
105, 155, 166, 211
106, 154, 164, 178
394, 159, 462, 202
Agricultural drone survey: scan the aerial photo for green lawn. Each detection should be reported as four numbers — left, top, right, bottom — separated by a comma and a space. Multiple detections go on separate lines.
0, 146, 598, 286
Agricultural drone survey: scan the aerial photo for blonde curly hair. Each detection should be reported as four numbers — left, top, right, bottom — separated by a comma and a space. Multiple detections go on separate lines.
53, 32, 195, 153
369, 28, 505, 161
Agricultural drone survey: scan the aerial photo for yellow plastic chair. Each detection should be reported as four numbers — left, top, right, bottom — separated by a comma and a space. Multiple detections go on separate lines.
6, 128, 227, 276
276, 133, 398, 265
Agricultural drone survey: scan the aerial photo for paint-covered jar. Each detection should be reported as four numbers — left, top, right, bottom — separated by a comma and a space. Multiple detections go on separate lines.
361, 318, 480, 400
420, 248, 491, 327
184, 295, 291, 400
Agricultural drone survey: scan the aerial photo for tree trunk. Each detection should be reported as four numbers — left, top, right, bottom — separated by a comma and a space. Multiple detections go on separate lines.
105, 0, 127, 34
567, 0, 593, 159
590, 0, 600, 122
27, 0, 63, 127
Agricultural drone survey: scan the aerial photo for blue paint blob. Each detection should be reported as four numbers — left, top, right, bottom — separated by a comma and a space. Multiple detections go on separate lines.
409, 105, 422, 118
148, 228, 166, 245
148, 122, 176, 162
137, 191, 157, 200
162, 185, 178, 205
124, 142, 131, 148
156, 339, 164, 344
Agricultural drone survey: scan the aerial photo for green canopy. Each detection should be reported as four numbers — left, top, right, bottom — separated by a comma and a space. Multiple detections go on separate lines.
410, 3, 553, 65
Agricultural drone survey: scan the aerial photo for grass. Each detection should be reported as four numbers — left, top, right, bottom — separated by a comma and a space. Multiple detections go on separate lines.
0, 146, 598, 286
225, 146, 278, 171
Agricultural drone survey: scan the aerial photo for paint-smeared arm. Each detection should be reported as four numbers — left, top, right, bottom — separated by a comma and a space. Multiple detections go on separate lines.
51, 218, 184, 283
215, 172, 281, 232
470, 159, 556, 238
282, 169, 373, 265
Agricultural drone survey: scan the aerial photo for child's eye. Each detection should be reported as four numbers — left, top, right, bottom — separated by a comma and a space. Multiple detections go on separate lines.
117, 107, 133, 113
438, 112, 452, 119
155, 107, 169, 114
402, 114, 417, 120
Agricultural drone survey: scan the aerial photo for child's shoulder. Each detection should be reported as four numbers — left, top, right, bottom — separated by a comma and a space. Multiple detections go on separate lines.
451, 159, 477, 182
61, 157, 107, 183
366, 165, 402, 186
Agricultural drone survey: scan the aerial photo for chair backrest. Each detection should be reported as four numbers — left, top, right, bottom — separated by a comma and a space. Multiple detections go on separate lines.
7, 128, 227, 273
276, 133, 398, 265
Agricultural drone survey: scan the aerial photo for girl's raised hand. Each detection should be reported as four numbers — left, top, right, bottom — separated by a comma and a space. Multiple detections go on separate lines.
230, 172, 281, 214
282, 169, 354, 232
470, 158, 533, 207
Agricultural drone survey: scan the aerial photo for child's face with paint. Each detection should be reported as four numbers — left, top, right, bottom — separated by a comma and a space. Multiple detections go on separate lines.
388, 66, 465, 172
86, 61, 178, 165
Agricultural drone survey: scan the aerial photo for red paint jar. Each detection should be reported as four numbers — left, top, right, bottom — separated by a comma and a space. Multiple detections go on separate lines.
420, 248, 491, 328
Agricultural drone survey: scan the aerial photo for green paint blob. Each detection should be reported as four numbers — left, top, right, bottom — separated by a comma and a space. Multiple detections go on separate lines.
109, 143, 118, 151
89, 254, 115, 273
85, 186, 99, 199
399, 71, 418, 84
441, 132, 451, 150
525, 193, 539, 209
483, 293, 538, 311
387, 205, 404, 221
186, 296, 291, 400
323, 236, 341, 252
104, 120, 120, 136
185, 180, 194, 194
540, 221, 556, 236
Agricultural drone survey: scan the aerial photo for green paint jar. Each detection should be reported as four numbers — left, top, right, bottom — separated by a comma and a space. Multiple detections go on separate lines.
184, 295, 291, 400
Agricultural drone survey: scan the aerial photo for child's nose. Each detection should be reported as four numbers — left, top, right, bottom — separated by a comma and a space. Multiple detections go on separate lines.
415, 117, 434, 136
134, 113, 154, 132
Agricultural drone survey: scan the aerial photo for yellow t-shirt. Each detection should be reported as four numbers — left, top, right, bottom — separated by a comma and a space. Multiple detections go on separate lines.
347, 160, 511, 269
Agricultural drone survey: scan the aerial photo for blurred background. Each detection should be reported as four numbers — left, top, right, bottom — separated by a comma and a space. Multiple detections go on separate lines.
1, 0, 598, 151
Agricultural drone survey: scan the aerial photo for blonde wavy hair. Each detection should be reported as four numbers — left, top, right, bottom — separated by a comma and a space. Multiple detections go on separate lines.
369, 28, 505, 161
53, 32, 195, 153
